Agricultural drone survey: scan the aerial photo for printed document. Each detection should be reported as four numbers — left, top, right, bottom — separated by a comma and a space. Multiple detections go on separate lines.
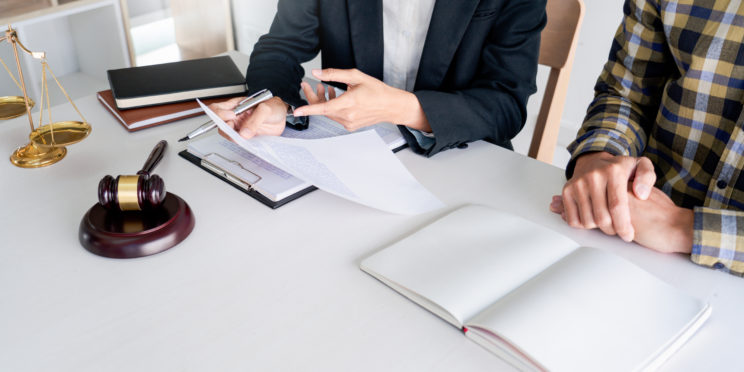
197, 100, 443, 214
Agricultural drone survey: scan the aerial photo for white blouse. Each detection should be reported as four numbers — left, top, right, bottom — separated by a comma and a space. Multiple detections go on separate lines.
382, 0, 436, 92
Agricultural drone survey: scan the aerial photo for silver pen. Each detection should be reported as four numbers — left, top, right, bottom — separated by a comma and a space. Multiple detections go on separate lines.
178, 89, 273, 142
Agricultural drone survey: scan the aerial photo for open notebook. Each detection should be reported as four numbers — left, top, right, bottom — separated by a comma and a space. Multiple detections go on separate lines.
360, 205, 711, 372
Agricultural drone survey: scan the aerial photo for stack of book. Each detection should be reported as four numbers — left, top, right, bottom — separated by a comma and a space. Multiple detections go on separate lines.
99, 55, 246, 132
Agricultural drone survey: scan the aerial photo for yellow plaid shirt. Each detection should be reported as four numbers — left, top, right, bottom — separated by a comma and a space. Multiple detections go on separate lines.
568, 0, 744, 276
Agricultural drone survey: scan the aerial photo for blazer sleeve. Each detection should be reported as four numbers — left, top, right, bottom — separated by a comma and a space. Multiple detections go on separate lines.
244, 0, 320, 108
413, 0, 546, 156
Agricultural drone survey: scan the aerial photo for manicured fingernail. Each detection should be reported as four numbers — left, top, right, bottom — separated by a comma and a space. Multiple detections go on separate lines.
293, 109, 305, 116
636, 184, 650, 199
312, 69, 323, 78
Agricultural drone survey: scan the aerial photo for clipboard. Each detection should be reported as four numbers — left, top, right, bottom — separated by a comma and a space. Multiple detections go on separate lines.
179, 115, 409, 209
178, 149, 317, 209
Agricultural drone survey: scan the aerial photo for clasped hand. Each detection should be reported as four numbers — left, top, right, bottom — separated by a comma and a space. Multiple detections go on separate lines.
549, 152, 693, 254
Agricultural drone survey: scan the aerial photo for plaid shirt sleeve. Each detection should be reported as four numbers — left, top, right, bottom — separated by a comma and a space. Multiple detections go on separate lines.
693, 208, 744, 276
566, 0, 673, 174
568, 0, 744, 276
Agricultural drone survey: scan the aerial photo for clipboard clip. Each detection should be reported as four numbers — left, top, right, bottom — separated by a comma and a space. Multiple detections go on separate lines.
201, 153, 261, 191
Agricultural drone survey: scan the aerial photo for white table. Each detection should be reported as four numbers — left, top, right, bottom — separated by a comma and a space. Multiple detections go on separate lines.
1, 57, 742, 372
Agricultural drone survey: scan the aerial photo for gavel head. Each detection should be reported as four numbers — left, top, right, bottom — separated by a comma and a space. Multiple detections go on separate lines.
98, 173, 166, 211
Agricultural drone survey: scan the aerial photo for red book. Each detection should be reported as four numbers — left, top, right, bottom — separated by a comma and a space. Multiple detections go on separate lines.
96, 89, 234, 132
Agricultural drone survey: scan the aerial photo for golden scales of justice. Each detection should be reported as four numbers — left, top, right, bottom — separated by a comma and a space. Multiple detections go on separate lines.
0, 25, 91, 168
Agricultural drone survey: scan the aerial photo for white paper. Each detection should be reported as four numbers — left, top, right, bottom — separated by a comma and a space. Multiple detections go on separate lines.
282, 116, 407, 150
197, 100, 444, 214
468, 247, 710, 372
361, 205, 579, 327
187, 135, 310, 201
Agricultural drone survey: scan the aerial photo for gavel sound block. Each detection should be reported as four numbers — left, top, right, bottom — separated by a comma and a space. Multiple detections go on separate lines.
79, 141, 195, 258
98, 139, 168, 211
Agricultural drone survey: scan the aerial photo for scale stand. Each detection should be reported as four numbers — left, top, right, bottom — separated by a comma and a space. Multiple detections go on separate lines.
0, 25, 91, 168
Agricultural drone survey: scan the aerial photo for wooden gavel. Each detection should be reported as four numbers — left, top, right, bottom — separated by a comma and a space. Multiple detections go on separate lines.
98, 140, 168, 211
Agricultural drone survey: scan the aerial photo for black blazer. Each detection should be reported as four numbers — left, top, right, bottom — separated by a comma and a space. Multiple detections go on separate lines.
246, 0, 546, 156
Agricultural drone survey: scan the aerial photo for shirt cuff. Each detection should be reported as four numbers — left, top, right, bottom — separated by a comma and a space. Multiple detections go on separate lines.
565, 131, 634, 178
405, 127, 436, 151
691, 206, 744, 276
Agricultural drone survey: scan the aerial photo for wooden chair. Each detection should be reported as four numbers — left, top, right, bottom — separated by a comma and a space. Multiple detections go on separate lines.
528, 0, 585, 164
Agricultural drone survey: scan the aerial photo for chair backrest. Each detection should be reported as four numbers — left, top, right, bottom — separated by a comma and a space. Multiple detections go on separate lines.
529, 0, 584, 163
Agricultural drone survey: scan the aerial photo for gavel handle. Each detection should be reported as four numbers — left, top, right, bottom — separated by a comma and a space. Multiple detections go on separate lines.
138, 140, 168, 175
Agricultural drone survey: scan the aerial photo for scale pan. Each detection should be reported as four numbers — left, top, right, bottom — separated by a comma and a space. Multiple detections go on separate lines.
0, 96, 34, 120
30, 120, 91, 148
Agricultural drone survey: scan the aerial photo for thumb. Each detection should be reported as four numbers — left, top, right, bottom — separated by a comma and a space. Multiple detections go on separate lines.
632, 157, 656, 200
213, 96, 246, 111
312, 68, 365, 86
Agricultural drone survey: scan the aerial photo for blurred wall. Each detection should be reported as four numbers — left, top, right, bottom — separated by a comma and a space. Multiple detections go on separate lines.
127, 0, 170, 18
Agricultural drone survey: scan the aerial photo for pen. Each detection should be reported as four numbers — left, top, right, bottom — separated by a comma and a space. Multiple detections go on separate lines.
178, 88, 273, 142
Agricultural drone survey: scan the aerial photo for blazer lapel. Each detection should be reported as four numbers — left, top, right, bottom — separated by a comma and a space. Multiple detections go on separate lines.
415, 0, 480, 89
347, 0, 384, 80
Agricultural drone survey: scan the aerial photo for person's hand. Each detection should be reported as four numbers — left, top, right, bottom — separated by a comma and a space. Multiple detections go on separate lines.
550, 152, 656, 241
550, 187, 693, 254
627, 186, 693, 254
301, 81, 336, 104
293, 68, 430, 132
209, 96, 288, 140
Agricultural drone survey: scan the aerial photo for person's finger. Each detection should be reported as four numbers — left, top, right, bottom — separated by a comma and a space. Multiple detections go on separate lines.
223, 117, 238, 130
316, 83, 327, 102
607, 176, 634, 241
549, 195, 565, 214
312, 68, 365, 86
328, 85, 337, 100
293, 97, 345, 117
214, 109, 237, 122
590, 182, 616, 236
293, 102, 329, 117
632, 157, 656, 200
301, 82, 320, 104
575, 186, 597, 229
210, 96, 251, 123
238, 103, 272, 139
212, 96, 246, 110
562, 187, 583, 229
237, 107, 255, 118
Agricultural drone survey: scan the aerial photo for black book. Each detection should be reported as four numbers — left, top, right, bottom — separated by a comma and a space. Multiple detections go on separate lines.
107, 56, 247, 110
